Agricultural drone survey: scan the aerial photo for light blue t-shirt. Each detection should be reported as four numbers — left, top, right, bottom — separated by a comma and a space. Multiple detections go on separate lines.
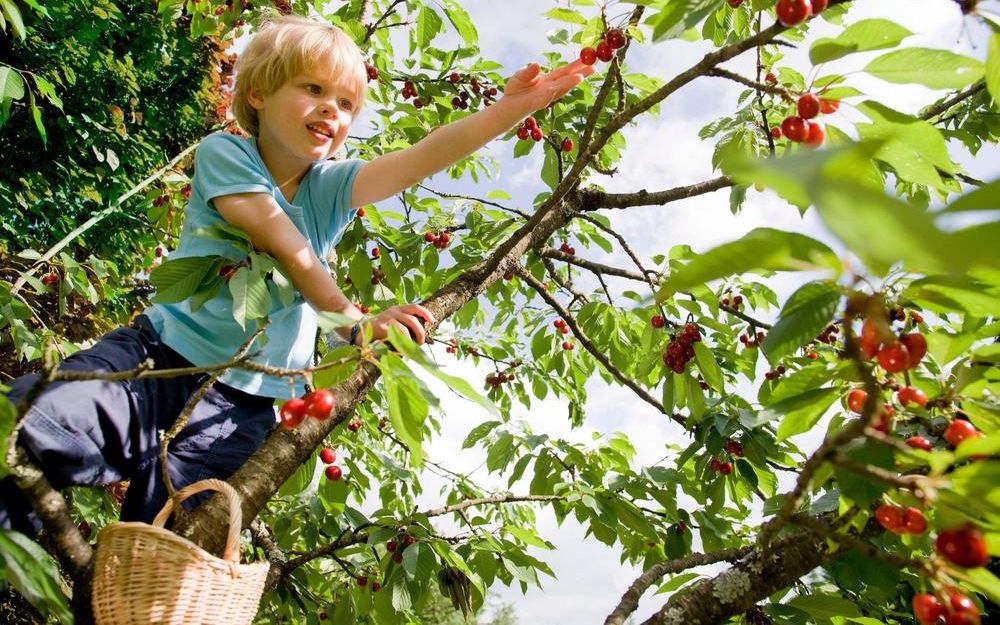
144, 131, 363, 399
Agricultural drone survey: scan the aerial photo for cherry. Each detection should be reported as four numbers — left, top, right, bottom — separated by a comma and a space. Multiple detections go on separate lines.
530, 127, 544, 141
356, 575, 368, 587
911, 311, 924, 324
651, 315, 666, 328
325, 465, 342, 481
319, 447, 336, 464
386, 539, 397, 552
402, 535, 415, 547
877, 341, 910, 373
439, 232, 452, 244
943, 419, 979, 447
305, 389, 336, 420
897, 386, 927, 408
554, 318, 567, 329
935, 525, 989, 568
781, 116, 808, 142
727, 0, 743, 6
371, 247, 379, 258
580, 47, 597, 66
776, 0, 812, 26
873, 405, 894, 433
561, 137, 574, 152
366, 64, 378, 81
847, 389, 868, 414
392, 552, 403, 563
861, 318, 881, 345
765, 72, 777, 84
562, 341, 574, 350
912, 593, 945, 625
449, 72, 460, 83
347, 419, 362, 432
797, 93, 820, 119
606, 28, 627, 49
559, 326, 570, 335
718, 462, 733, 475
425, 231, 436, 242
41, 272, 60, 286
709, 458, 722, 472
949, 591, 977, 614
596, 40, 614, 62
906, 436, 933, 451
357, 207, 366, 217
516, 126, 530, 140
319, 610, 329, 621
804, 121, 824, 148
725, 440, 744, 457
770, 126, 782, 139
901, 333, 927, 368
279, 398, 308, 429
811, 0, 828, 12
875, 504, 905, 533
371, 581, 382, 592
819, 98, 840, 114
944, 612, 981, 625
902, 507, 928, 534
524, 116, 538, 130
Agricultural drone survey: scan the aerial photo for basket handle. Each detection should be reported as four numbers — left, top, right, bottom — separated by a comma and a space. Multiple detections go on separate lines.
151, 478, 243, 562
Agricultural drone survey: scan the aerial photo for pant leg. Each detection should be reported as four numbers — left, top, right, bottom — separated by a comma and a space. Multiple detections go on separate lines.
121, 381, 276, 522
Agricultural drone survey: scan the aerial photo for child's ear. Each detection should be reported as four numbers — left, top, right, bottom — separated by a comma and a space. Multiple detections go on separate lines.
247, 87, 265, 110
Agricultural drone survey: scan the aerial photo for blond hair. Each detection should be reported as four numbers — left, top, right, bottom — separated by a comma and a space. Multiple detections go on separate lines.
232, 15, 367, 137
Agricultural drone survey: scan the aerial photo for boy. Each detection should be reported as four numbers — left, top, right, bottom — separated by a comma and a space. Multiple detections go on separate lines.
0, 14, 593, 531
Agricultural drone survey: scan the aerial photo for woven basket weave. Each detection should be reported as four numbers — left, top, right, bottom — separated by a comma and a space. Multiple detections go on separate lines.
91, 479, 270, 625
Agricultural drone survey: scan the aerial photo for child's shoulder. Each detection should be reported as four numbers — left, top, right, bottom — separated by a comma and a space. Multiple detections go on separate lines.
197, 130, 256, 159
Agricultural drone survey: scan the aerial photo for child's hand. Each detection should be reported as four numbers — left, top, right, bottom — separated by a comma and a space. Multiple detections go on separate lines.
362, 304, 436, 345
501, 60, 596, 116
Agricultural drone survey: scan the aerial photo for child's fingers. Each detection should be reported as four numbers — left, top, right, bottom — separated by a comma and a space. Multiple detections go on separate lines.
403, 303, 436, 325
395, 315, 427, 344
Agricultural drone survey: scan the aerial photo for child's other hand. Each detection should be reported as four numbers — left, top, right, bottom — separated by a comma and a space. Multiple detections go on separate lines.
501, 60, 596, 115
364, 304, 436, 345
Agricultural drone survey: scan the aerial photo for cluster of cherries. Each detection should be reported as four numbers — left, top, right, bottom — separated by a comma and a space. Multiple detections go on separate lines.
279, 389, 362, 432
386, 534, 416, 564
739, 329, 766, 350
353, 575, 381, 592
720, 294, 744, 309
860, 317, 928, 373
910, 525, 988, 624
763, 364, 786, 381
775, 0, 828, 27
814, 323, 839, 345
516, 116, 544, 142
709, 439, 744, 475
485, 368, 516, 388
875, 504, 927, 534
558, 241, 577, 256
424, 230, 452, 250
662, 323, 702, 374
552, 318, 574, 351
319, 446, 343, 481
774, 91, 839, 148
40, 271, 60, 287
579, 27, 627, 65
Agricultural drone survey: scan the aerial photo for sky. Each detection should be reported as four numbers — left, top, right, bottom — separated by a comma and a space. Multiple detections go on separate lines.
360, 1, 1000, 624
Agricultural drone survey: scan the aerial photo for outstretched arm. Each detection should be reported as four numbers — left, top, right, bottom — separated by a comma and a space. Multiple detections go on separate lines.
350, 60, 595, 208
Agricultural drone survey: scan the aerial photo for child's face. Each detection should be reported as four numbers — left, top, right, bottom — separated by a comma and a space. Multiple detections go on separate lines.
250, 62, 361, 170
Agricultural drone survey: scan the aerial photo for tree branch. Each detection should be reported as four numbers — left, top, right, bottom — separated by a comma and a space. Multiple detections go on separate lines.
579, 176, 734, 211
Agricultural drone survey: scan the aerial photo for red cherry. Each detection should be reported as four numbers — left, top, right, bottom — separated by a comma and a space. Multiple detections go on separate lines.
392, 552, 403, 563
906, 436, 933, 451
304, 389, 336, 420
897, 386, 927, 408
325, 465, 343, 481
943, 419, 979, 447
371, 248, 380, 258
935, 526, 989, 568
651, 315, 665, 328
596, 40, 614, 62
718, 462, 733, 475
877, 341, 910, 373
530, 127, 544, 141
403, 535, 415, 547
425, 231, 436, 242
562, 341, 574, 351
319, 610, 328, 621
371, 581, 382, 592
725, 440, 744, 457
804, 121, 824, 148
559, 326, 570, 335
944, 611, 981, 625
606, 28, 626, 49
709, 458, 722, 472
524, 116, 538, 130
819, 98, 840, 114
859, 336, 880, 359
875, 504, 905, 533
770, 126, 782, 139
781, 116, 808, 142
580, 47, 597, 66
516, 126, 530, 140
279, 398, 308, 429
912, 593, 945, 625
449, 72, 460, 83
847, 389, 868, 414
765, 72, 777, 84
811, 0, 828, 12
554, 318, 566, 328
797, 93, 821, 119
347, 419, 362, 432
439, 232, 451, 244
356, 575, 368, 587
873, 405, 894, 433
902, 507, 928, 534
386, 539, 397, 552
901, 333, 928, 368
319, 447, 336, 464
775, 0, 812, 26
949, 591, 977, 614
356, 207, 365, 218
727, 0, 743, 6
561, 137, 574, 152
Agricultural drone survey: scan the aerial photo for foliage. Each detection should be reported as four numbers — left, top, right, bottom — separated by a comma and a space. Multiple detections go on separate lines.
2, 0, 999, 624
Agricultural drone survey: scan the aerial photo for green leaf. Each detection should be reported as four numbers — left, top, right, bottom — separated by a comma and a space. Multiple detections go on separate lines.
416, 5, 443, 50
0, 395, 14, 479
656, 228, 839, 300
987, 35, 1000, 103
0, 65, 25, 101
649, 0, 717, 41
809, 19, 912, 65
0, 530, 72, 622
27, 89, 44, 146
150, 256, 217, 304
0, 0, 26, 40
441, 0, 478, 46
762, 280, 841, 366
943, 178, 1000, 212
693, 342, 724, 391
463, 420, 501, 449
964, 566, 1000, 605
865, 48, 984, 89
381, 355, 429, 467
544, 8, 586, 24
855, 101, 957, 188
754, 388, 838, 441
788, 592, 862, 620
312, 345, 360, 389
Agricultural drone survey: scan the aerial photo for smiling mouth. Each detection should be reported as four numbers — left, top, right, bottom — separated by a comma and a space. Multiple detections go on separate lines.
306, 123, 333, 139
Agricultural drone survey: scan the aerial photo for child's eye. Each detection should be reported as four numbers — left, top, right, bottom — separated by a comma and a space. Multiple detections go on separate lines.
338, 98, 355, 112
306, 84, 322, 95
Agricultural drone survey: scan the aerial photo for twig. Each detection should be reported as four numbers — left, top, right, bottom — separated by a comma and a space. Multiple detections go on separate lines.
579, 176, 733, 211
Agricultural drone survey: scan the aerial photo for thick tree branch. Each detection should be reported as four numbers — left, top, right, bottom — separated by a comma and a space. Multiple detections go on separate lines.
579, 176, 733, 211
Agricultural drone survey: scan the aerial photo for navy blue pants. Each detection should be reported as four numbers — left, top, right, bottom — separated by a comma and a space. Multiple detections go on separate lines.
0, 316, 276, 534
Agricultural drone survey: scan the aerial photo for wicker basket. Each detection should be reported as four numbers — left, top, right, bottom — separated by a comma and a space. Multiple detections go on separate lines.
91, 479, 270, 625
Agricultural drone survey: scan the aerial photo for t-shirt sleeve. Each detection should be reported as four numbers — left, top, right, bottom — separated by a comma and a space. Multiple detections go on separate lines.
193, 132, 274, 204
309, 158, 365, 247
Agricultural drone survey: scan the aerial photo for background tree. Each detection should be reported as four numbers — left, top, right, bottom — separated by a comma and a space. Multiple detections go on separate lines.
1, 0, 998, 624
